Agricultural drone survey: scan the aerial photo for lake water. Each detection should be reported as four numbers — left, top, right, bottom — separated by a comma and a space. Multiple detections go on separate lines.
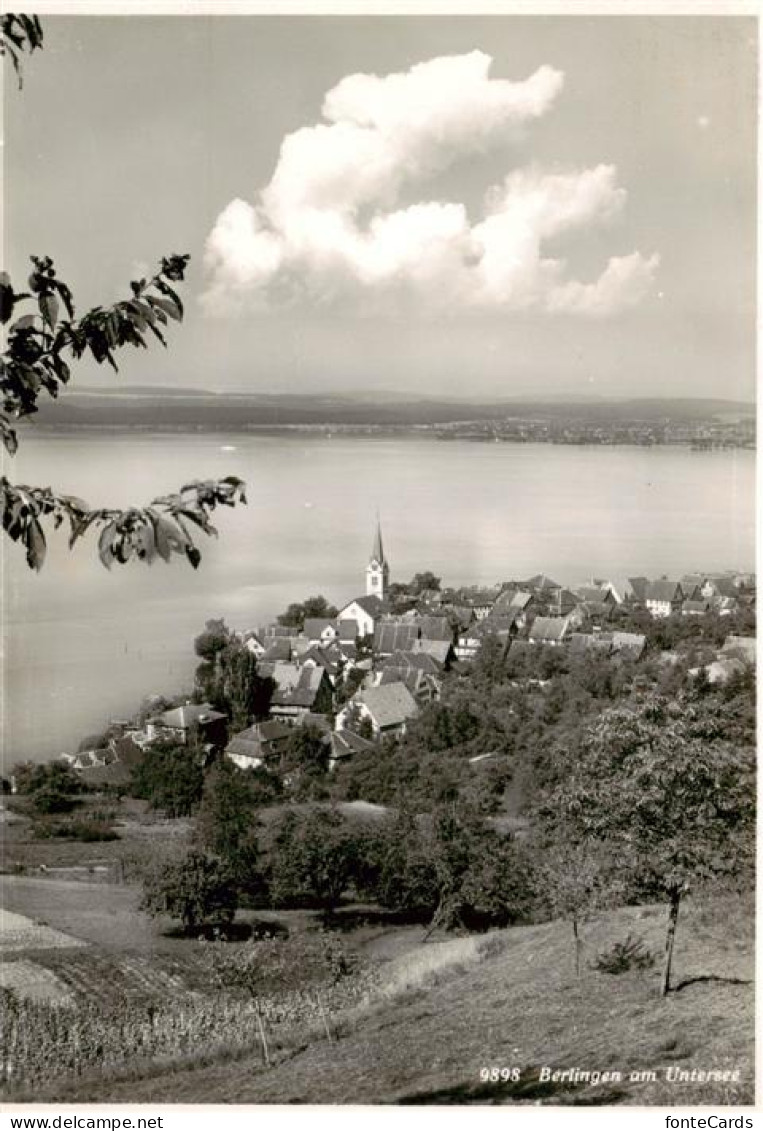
2, 431, 755, 763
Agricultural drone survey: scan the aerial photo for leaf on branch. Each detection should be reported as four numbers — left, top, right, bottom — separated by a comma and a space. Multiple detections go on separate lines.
26, 516, 46, 571
39, 292, 59, 329
98, 521, 117, 569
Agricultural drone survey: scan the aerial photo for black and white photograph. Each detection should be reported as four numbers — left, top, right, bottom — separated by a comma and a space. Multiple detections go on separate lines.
0, 3, 757, 1112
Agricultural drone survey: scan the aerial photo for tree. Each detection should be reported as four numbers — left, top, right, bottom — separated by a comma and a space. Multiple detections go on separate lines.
267, 808, 358, 911
220, 644, 275, 732
141, 850, 238, 932
195, 759, 269, 897
536, 694, 755, 995
0, 13, 42, 86
409, 571, 441, 594
276, 595, 338, 630
1, 17, 245, 571
12, 759, 84, 814
130, 742, 205, 818
194, 623, 274, 727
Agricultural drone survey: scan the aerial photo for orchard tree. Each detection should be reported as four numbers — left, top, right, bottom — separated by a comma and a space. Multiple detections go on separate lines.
196, 759, 271, 896
1, 16, 245, 572
267, 808, 358, 912
537, 694, 755, 995
130, 742, 205, 818
141, 850, 238, 933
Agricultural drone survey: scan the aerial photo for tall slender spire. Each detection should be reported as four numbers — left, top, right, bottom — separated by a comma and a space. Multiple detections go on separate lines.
366, 515, 390, 598
371, 517, 385, 564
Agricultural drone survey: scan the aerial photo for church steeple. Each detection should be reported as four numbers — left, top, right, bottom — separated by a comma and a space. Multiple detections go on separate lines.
366, 518, 390, 598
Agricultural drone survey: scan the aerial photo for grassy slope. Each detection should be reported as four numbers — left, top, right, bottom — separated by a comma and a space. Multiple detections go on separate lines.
45, 895, 754, 1107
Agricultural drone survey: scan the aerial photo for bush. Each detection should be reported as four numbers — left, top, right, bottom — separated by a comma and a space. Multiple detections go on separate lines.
592, 934, 655, 974
33, 818, 118, 842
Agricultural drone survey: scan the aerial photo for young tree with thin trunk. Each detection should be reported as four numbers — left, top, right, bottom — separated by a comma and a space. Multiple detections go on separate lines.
536, 694, 755, 995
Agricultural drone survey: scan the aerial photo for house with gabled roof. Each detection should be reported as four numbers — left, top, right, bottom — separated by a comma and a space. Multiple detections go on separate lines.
528, 616, 571, 646
268, 663, 334, 723
260, 637, 294, 663
417, 615, 454, 643
330, 727, 376, 767
644, 579, 685, 618
524, 574, 562, 591
609, 631, 647, 660
374, 620, 421, 656
260, 623, 301, 639
335, 681, 419, 738
302, 619, 339, 645
225, 720, 292, 771
146, 702, 227, 749
682, 598, 711, 616
413, 637, 455, 666
598, 577, 638, 605
337, 594, 387, 638
337, 619, 359, 643
628, 577, 650, 605
240, 630, 266, 658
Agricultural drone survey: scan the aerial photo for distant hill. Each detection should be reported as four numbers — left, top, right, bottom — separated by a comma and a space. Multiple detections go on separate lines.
27, 388, 755, 431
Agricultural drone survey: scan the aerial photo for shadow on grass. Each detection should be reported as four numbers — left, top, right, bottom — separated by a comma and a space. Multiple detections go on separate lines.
398, 1068, 629, 1106
323, 906, 429, 932
162, 918, 289, 943
673, 975, 752, 994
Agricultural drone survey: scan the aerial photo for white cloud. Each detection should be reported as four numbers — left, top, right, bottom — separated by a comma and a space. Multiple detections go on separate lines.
202, 51, 658, 318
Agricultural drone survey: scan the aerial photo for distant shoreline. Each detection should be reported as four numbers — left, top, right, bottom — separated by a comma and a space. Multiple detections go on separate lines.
22, 423, 757, 451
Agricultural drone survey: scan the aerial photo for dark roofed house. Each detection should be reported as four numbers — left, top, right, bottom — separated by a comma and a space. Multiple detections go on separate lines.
494, 588, 534, 613
575, 585, 615, 606
599, 577, 637, 605
524, 574, 562, 591
303, 619, 338, 645
577, 599, 615, 623
261, 637, 293, 663
225, 720, 292, 770
374, 621, 421, 656
545, 587, 579, 617
644, 580, 685, 618
528, 616, 571, 646
330, 728, 376, 767
261, 623, 301, 639
418, 615, 454, 643
147, 702, 227, 749
270, 664, 334, 723
460, 587, 501, 620
682, 598, 711, 616
338, 619, 359, 642
628, 577, 650, 604
704, 576, 739, 600
414, 637, 455, 666
381, 649, 443, 676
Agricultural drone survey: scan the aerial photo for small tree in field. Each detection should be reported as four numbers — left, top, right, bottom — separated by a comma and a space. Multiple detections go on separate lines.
537, 695, 755, 995
141, 850, 238, 932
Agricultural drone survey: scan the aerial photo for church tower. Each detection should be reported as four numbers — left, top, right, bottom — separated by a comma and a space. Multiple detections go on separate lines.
366, 519, 390, 598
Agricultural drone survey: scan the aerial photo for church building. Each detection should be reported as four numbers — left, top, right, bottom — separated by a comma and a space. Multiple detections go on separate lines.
366, 520, 390, 598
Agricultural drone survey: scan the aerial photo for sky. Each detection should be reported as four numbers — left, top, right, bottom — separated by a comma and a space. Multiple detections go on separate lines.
4, 14, 757, 401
